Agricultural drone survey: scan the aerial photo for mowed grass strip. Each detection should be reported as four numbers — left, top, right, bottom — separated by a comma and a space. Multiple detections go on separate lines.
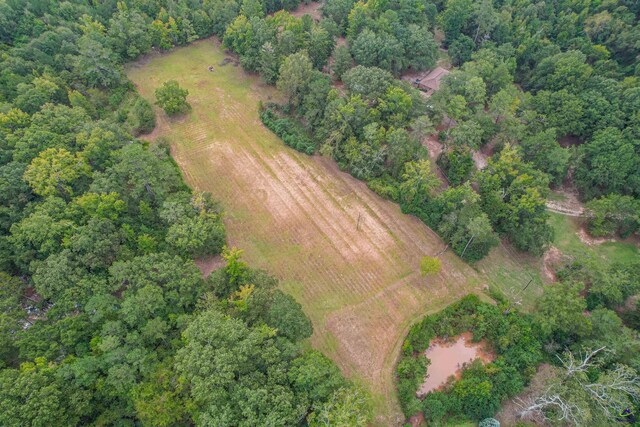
126, 38, 536, 424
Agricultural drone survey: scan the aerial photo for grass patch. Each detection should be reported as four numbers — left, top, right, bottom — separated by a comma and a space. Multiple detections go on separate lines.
549, 212, 639, 265
475, 245, 543, 312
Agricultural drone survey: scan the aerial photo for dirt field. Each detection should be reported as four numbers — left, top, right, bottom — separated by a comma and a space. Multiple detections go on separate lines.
126, 39, 542, 424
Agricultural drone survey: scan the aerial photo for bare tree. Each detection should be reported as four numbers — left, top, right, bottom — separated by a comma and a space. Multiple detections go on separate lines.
556, 346, 607, 376
517, 390, 584, 425
518, 347, 640, 425
585, 365, 640, 416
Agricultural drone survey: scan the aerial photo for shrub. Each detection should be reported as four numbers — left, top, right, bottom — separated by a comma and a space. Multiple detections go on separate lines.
420, 256, 442, 276
367, 176, 400, 202
423, 391, 448, 423
259, 107, 316, 154
438, 146, 474, 186
155, 80, 190, 115
128, 97, 156, 135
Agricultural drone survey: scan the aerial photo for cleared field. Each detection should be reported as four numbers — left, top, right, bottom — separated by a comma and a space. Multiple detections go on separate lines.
549, 212, 640, 265
127, 39, 536, 423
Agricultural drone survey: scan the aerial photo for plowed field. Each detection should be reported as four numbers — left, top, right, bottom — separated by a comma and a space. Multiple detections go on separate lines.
127, 38, 540, 424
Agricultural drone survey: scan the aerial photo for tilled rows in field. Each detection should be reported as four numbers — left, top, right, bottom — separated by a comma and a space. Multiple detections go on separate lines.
128, 38, 482, 424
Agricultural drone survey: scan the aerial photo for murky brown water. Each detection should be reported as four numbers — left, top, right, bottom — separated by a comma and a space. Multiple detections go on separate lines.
418, 332, 494, 396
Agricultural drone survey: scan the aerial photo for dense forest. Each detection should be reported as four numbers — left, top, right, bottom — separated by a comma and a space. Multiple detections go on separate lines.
1, 0, 640, 425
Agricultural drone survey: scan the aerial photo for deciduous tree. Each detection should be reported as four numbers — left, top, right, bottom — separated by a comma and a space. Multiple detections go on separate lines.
155, 80, 190, 115
332, 44, 353, 80
277, 51, 313, 107
24, 148, 91, 198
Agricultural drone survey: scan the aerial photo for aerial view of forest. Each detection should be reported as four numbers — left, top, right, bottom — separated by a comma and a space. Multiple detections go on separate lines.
0, 0, 639, 426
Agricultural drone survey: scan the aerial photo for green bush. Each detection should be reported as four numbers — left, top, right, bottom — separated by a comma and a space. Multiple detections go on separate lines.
128, 97, 156, 135
367, 175, 400, 202
422, 391, 448, 423
155, 80, 190, 115
438, 146, 475, 186
397, 354, 428, 415
260, 107, 316, 154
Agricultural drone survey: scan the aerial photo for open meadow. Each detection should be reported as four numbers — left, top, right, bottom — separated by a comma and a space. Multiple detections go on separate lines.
127, 38, 542, 423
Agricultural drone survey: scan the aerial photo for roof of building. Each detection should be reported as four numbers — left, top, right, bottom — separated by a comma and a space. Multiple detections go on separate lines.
419, 67, 450, 91
401, 66, 450, 93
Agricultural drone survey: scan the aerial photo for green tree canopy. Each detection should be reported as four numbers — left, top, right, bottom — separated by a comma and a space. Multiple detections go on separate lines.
24, 148, 91, 199
155, 80, 190, 115
277, 51, 314, 107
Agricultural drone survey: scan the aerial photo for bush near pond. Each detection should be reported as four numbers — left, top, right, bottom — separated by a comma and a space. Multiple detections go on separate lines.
397, 295, 543, 423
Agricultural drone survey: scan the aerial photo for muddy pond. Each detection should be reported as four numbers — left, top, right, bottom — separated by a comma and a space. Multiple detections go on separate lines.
418, 332, 495, 396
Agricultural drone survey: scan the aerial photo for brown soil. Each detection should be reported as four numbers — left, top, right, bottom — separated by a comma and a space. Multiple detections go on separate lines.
471, 140, 498, 171
558, 135, 582, 148
576, 224, 640, 247
546, 188, 585, 217
194, 254, 225, 277
424, 134, 444, 161
541, 246, 563, 283
408, 412, 425, 427
423, 134, 449, 189
472, 149, 488, 170
576, 220, 640, 247
577, 227, 614, 246
23, 286, 42, 304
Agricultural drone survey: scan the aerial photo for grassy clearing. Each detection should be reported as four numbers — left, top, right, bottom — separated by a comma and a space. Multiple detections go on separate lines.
127, 38, 543, 424
549, 212, 639, 265
477, 246, 544, 312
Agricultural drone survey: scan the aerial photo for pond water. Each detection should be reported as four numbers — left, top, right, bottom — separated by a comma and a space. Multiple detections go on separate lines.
418, 332, 494, 396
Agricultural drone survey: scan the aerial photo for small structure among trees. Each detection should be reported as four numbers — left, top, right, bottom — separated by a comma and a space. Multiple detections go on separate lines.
403, 67, 450, 96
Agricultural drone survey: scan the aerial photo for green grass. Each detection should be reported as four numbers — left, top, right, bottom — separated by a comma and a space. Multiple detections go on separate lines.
476, 245, 544, 312
549, 212, 639, 265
